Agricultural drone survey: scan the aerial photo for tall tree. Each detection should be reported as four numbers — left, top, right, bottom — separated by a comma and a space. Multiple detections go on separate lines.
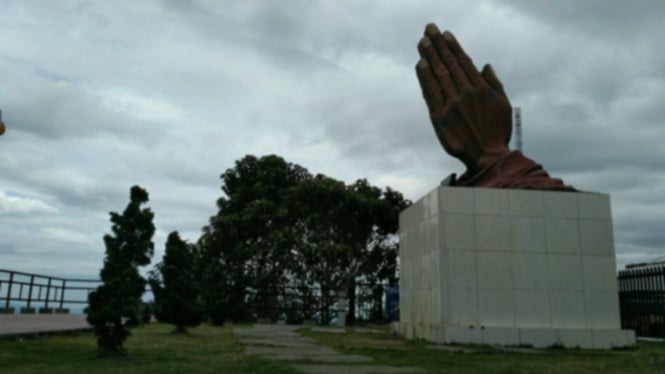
288, 176, 410, 324
287, 175, 352, 322
200, 154, 311, 322
86, 186, 155, 354
197, 225, 231, 325
199, 154, 410, 324
149, 231, 203, 333
323, 179, 409, 324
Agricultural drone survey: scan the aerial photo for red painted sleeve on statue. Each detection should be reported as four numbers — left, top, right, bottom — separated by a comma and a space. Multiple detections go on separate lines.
455, 151, 575, 191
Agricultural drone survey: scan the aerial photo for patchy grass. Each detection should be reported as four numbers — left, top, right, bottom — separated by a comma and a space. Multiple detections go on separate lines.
3, 322, 664, 373
301, 328, 665, 374
0, 323, 298, 374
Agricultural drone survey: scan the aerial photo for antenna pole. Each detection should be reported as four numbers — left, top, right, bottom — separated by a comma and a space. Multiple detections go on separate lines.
514, 107, 522, 152
0, 108, 5, 136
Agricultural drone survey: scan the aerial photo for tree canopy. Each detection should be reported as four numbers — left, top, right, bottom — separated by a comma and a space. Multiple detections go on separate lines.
198, 154, 410, 324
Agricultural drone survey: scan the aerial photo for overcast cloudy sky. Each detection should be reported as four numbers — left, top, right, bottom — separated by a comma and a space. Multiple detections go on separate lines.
1, 0, 664, 278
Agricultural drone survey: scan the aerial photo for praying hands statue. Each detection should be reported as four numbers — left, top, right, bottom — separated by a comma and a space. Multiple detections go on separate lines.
416, 23, 574, 191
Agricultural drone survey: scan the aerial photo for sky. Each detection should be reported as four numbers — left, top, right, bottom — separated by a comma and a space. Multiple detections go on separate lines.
1, 0, 664, 278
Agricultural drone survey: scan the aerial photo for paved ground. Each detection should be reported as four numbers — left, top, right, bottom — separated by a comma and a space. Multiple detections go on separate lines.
0, 314, 90, 336
233, 324, 426, 374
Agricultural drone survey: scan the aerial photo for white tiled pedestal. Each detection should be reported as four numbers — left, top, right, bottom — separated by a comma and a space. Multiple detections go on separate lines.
391, 186, 635, 349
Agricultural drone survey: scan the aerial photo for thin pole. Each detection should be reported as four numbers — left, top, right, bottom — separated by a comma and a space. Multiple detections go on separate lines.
27, 275, 35, 309
514, 107, 522, 152
44, 278, 52, 309
5, 272, 14, 309
59, 280, 67, 309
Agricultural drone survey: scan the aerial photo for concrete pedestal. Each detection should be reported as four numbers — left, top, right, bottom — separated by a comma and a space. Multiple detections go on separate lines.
392, 186, 635, 349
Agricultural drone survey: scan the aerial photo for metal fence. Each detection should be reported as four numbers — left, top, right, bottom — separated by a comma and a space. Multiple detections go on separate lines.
0, 267, 394, 325
247, 282, 395, 325
0, 268, 100, 313
618, 265, 665, 338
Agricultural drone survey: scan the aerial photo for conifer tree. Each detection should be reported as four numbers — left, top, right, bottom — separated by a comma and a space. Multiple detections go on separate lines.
149, 231, 203, 333
86, 185, 155, 354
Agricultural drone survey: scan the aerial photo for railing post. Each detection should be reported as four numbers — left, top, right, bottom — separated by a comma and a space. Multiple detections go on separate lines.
27, 275, 35, 309
44, 277, 52, 309
5, 272, 14, 309
59, 279, 66, 309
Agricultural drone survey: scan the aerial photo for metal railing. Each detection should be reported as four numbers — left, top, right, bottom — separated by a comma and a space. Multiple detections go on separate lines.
0, 268, 100, 313
246, 282, 396, 325
618, 264, 665, 338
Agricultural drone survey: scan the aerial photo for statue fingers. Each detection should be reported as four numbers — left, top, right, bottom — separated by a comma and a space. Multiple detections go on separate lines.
416, 59, 446, 114
424, 24, 472, 93
443, 31, 487, 89
481, 64, 508, 100
418, 37, 456, 101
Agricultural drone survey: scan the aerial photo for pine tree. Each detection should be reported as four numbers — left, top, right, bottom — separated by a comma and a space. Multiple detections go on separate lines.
86, 186, 155, 354
149, 231, 203, 333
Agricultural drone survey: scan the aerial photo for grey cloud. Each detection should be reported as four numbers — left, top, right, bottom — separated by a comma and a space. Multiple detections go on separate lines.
617, 226, 665, 249
1, 0, 664, 276
0, 66, 172, 144
2, 55, 76, 85
157, 0, 467, 70
503, 0, 665, 40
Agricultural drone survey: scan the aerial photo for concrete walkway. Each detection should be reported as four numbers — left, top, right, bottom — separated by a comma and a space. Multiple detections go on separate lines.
0, 314, 90, 336
233, 324, 426, 374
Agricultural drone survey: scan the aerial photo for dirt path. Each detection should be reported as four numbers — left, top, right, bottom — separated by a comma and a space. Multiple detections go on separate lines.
234, 324, 426, 374
0, 314, 90, 336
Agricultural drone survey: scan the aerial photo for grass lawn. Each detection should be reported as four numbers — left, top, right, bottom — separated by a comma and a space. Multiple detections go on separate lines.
302, 327, 665, 374
0, 323, 298, 374
2, 323, 665, 373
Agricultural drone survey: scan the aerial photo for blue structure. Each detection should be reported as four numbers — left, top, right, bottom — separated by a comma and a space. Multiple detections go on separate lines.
385, 286, 399, 322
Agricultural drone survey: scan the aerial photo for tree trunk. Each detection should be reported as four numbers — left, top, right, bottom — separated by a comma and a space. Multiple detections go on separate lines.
173, 325, 188, 334
347, 281, 356, 326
